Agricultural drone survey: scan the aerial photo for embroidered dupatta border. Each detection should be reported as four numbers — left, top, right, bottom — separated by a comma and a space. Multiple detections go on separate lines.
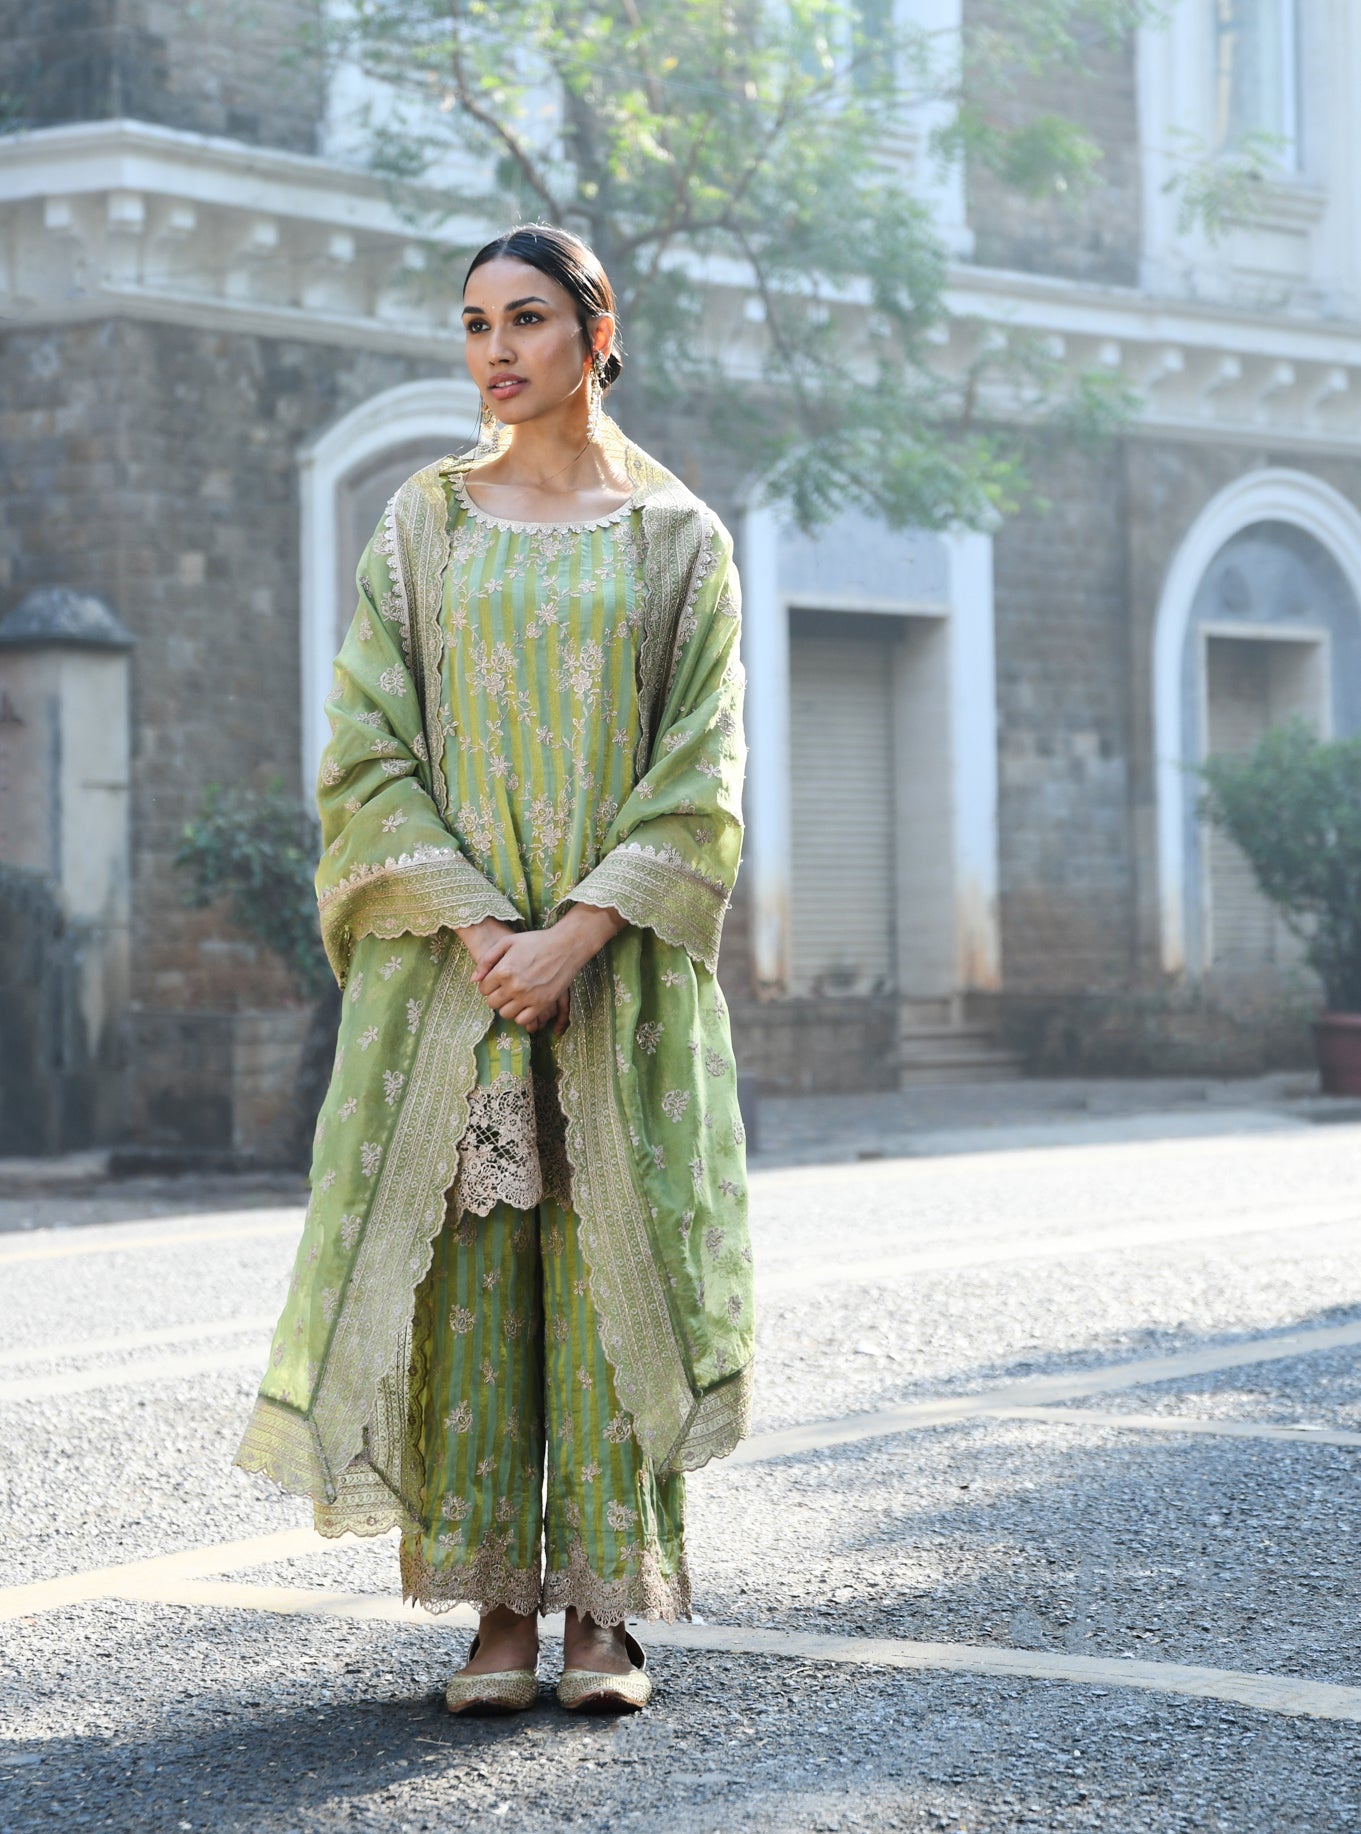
235, 939, 493, 1505
567, 843, 727, 975
558, 952, 752, 1474
237, 464, 491, 1516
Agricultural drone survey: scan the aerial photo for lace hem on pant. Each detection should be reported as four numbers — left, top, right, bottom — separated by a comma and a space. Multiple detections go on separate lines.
400, 1533, 690, 1627
542, 1534, 691, 1628
400, 1529, 544, 1619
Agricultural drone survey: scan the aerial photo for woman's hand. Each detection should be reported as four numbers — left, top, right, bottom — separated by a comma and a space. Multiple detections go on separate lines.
455, 916, 519, 971
472, 904, 624, 1032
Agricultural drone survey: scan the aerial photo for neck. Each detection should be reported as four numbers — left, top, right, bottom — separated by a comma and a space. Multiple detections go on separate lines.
488, 387, 602, 490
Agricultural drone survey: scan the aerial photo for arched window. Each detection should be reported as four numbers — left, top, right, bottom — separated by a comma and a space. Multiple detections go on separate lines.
1214, 0, 1301, 168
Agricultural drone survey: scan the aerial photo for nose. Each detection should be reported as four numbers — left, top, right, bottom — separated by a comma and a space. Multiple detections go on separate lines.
487, 324, 515, 365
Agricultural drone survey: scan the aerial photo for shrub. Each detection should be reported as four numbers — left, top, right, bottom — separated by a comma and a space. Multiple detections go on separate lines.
176, 784, 340, 1164
175, 781, 330, 1000
1199, 721, 1361, 1011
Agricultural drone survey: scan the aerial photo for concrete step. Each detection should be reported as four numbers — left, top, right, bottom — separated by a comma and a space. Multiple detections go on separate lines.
898, 1023, 1003, 1046
897, 1060, 1027, 1086
896, 1024, 1026, 1088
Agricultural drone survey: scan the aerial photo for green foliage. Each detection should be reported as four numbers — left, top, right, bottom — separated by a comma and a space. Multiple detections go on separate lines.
321, 0, 1154, 530
1162, 126, 1289, 243
176, 782, 331, 1000
1198, 722, 1361, 1012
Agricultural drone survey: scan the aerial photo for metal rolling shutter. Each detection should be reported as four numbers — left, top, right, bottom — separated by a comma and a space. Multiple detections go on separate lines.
788, 625, 897, 995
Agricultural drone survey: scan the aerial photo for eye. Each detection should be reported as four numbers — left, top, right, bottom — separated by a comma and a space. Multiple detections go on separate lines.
514, 311, 543, 325
464, 317, 488, 334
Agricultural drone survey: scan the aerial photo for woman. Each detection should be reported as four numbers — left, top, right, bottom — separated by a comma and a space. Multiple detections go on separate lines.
237, 224, 753, 1714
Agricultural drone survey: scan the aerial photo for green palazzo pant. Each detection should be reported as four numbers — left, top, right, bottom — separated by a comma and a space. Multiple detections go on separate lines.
399, 1196, 690, 1627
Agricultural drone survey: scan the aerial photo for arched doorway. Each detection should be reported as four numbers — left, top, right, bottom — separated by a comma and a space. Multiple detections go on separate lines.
298, 379, 480, 788
1153, 471, 1361, 977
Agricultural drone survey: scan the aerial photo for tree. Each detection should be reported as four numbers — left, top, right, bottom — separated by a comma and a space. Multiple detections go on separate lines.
1200, 723, 1361, 1014
321, 0, 1163, 530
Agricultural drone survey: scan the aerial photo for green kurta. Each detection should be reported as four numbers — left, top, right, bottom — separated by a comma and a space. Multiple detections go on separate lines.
236, 424, 753, 1540
443, 478, 644, 1218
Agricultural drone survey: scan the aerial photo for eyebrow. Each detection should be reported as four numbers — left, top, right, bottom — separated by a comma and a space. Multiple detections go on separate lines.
461, 295, 551, 316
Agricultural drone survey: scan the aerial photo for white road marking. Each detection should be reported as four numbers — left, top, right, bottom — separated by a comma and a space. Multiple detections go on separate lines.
54, 1576, 1361, 1725
983, 1405, 1361, 1448
0, 1211, 303, 1265
731, 1317, 1361, 1465
647, 1624, 1361, 1725
0, 1528, 321, 1623
0, 1316, 276, 1372
759, 1203, 1361, 1294
3, 1315, 1358, 1622
0, 1345, 266, 1403
751, 1124, 1359, 1195
142, 1576, 476, 1626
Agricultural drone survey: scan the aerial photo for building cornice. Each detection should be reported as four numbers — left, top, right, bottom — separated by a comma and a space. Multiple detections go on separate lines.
2, 120, 1360, 453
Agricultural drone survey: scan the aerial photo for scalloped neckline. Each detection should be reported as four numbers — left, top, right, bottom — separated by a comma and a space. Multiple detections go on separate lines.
454, 471, 636, 534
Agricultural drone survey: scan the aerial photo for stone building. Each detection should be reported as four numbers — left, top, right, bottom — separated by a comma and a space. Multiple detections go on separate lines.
2, 0, 1360, 1152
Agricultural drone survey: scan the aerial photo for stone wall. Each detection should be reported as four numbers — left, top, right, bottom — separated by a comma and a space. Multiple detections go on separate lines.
0, 316, 452, 1145
728, 997, 899, 1096
991, 436, 1137, 994
0, 317, 447, 1015
992, 433, 1361, 1074
0, 0, 324, 151
961, 0, 1141, 286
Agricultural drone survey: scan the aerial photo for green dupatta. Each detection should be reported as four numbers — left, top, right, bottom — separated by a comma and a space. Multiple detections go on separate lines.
235, 423, 752, 1535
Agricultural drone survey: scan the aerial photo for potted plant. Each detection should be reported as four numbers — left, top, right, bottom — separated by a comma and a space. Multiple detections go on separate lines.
1199, 720, 1361, 1095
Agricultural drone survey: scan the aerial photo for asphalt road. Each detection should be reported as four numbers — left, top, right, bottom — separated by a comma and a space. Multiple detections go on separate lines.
2, 1106, 1360, 1831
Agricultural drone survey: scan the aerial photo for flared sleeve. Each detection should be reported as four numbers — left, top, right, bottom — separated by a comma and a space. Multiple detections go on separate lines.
563, 520, 744, 972
315, 529, 520, 986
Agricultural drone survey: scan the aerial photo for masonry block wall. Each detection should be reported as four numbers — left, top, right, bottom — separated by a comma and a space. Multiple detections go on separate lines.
991, 438, 1138, 994
0, 316, 447, 1143
991, 435, 1361, 1074
962, 0, 1141, 287
0, 0, 324, 149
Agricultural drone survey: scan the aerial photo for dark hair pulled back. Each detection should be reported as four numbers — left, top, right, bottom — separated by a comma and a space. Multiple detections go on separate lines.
463, 223, 623, 388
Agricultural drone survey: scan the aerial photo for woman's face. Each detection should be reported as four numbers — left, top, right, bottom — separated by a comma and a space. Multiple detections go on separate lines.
461, 256, 607, 427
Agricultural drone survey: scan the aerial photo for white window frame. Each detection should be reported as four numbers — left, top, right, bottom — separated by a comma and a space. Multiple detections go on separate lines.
1213, 0, 1301, 169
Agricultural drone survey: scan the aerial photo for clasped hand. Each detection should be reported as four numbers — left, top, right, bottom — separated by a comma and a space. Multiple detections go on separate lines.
457, 905, 624, 1035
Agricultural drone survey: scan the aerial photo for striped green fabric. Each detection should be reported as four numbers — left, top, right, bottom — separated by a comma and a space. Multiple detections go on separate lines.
400, 1198, 688, 1624
443, 482, 644, 1107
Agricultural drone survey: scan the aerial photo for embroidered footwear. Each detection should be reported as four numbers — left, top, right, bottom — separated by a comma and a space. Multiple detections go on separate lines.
556, 1630, 652, 1713
445, 1635, 540, 1715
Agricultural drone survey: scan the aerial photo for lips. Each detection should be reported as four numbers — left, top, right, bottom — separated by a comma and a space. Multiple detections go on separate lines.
488, 376, 528, 399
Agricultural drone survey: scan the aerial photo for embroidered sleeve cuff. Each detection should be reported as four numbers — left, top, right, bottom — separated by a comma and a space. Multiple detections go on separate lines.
565, 843, 728, 973
319, 845, 521, 983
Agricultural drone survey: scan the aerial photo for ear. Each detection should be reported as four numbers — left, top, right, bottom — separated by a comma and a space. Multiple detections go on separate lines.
589, 312, 615, 364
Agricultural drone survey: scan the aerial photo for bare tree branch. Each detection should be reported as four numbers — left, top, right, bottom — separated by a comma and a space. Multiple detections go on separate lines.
445, 0, 564, 220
